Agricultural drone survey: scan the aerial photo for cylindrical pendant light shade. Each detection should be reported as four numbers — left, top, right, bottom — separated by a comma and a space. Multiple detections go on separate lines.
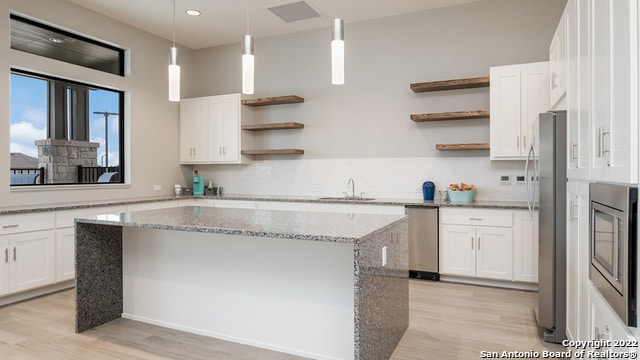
242, 35, 255, 94
331, 18, 344, 85
168, 46, 181, 101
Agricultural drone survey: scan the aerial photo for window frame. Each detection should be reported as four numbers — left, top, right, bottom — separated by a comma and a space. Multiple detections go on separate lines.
10, 69, 126, 186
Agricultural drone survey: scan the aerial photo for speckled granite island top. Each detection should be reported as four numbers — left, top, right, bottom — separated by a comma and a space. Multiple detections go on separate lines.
76, 205, 406, 244
75, 206, 409, 360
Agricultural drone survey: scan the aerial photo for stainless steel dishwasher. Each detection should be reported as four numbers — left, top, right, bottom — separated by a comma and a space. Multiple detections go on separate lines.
405, 206, 439, 280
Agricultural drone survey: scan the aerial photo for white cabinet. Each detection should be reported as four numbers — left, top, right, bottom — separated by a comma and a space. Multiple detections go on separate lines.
566, 0, 590, 180
490, 61, 550, 160
8, 231, 56, 293
566, 181, 591, 341
55, 227, 75, 282
589, 286, 638, 357
512, 210, 538, 283
549, 4, 567, 109
180, 93, 252, 165
0, 238, 8, 296
588, 0, 638, 184
440, 208, 513, 281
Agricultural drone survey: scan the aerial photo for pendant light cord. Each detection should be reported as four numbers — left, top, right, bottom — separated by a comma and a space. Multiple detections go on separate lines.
246, 0, 250, 35
172, 0, 176, 47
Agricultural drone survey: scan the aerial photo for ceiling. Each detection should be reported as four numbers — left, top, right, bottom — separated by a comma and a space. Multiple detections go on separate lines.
66, 0, 481, 50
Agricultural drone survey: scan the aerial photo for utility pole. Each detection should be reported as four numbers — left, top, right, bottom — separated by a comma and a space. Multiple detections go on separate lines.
93, 111, 118, 167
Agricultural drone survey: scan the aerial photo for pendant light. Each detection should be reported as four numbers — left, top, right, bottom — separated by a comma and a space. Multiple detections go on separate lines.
331, 18, 344, 85
168, 0, 181, 102
242, 0, 254, 94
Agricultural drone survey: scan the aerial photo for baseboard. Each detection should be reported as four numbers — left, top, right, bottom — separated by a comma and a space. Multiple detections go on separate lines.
440, 275, 538, 291
0, 280, 75, 307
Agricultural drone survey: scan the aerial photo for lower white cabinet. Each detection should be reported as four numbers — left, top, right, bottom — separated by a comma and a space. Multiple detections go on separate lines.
55, 227, 75, 282
1, 230, 56, 294
589, 286, 637, 357
512, 210, 538, 282
440, 208, 538, 284
0, 238, 8, 296
440, 224, 512, 280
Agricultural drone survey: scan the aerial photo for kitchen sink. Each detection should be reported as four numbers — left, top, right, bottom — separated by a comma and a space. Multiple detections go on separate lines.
318, 196, 376, 201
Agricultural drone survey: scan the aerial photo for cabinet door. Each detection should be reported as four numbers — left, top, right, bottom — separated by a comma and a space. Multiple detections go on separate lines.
549, 5, 567, 109
55, 227, 75, 282
0, 237, 9, 296
513, 210, 538, 283
208, 94, 241, 163
475, 226, 513, 280
440, 224, 475, 277
520, 63, 550, 154
590, 0, 638, 184
566, 0, 590, 180
9, 230, 56, 293
180, 98, 208, 163
490, 66, 521, 159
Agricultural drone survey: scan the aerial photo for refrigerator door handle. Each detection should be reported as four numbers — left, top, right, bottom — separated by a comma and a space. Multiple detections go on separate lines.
525, 143, 535, 216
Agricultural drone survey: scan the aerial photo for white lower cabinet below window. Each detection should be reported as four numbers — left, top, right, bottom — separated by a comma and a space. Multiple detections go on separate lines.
0, 230, 56, 294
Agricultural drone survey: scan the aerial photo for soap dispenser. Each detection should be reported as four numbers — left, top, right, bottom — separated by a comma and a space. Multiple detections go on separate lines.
193, 170, 204, 195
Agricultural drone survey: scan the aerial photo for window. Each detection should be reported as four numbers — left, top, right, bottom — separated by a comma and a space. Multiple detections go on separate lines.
10, 70, 124, 186
10, 14, 124, 76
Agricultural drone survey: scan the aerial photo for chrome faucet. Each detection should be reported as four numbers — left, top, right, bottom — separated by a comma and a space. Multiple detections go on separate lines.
347, 178, 355, 198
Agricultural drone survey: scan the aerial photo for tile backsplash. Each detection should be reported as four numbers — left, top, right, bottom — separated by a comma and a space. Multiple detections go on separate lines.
193, 157, 528, 202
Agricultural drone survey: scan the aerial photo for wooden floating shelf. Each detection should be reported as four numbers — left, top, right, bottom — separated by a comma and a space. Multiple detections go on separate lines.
241, 95, 304, 107
435, 143, 490, 151
242, 122, 304, 131
410, 110, 490, 122
241, 149, 305, 155
410, 76, 490, 93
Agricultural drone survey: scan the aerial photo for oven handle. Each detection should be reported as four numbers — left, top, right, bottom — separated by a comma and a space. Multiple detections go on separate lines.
614, 218, 620, 282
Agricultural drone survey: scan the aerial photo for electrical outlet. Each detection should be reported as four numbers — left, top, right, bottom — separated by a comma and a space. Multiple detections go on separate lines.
499, 175, 511, 186
153, 185, 162, 191
382, 246, 387, 267
515, 175, 525, 186
313, 183, 320, 192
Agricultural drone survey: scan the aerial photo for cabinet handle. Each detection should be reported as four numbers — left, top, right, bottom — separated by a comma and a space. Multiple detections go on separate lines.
4, 248, 7, 263
469, 217, 483, 221
12, 247, 16, 262
523, 135, 527, 149
2, 224, 19, 229
601, 130, 610, 155
551, 73, 557, 89
571, 198, 580, 221
478, 237, 481, 250
471, 237, 474, 250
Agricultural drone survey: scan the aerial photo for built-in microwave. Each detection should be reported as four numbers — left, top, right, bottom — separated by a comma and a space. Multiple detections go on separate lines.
589, 182, 637, 326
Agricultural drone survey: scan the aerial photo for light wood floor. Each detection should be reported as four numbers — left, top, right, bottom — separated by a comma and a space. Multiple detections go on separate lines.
0, 280, 565, 359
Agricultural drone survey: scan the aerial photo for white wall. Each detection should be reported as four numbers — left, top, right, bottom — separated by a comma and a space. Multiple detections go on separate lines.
1, 0, 189, 207
184, 0, 566, 200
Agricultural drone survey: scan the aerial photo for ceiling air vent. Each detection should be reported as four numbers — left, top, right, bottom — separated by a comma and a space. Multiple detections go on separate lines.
267, 1, 322, 23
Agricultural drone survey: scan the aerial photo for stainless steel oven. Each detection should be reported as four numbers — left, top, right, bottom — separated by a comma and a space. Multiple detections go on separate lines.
590, 182, 637, 326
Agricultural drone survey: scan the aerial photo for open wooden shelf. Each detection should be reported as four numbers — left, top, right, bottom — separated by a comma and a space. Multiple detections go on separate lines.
435, 143, 490, 151
241, 149, 305, 156
241, 95, 304, 107
242, 122, 304, 131
410, 110, 490, 122
411, 76, 490, 93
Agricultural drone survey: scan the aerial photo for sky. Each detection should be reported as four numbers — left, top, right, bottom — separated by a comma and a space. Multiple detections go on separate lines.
10, 73, 121, 166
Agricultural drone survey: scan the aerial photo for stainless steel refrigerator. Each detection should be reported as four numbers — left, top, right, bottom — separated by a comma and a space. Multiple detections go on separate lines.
528, 110, 567, 343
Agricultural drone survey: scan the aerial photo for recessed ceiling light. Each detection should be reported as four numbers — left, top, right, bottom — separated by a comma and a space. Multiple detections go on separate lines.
185, 9, 201, 16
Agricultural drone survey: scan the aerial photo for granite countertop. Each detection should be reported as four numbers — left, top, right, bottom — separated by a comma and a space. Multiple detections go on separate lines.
0, 193, 528, 215
76, 206, 407, 244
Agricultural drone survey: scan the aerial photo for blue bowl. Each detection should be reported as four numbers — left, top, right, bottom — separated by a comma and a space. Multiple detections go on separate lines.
447, 189, 477, 203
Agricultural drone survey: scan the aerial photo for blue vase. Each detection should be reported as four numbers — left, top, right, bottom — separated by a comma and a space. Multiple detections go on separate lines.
422, 181, 435, 201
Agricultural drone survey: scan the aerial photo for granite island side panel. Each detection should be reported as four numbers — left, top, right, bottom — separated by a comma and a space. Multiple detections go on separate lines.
74, 206, 409, 360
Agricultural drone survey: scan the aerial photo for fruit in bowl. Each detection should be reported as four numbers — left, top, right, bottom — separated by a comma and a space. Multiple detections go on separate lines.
447, 183, 477, 203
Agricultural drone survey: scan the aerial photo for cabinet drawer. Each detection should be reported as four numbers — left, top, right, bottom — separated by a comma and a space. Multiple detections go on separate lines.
440, 208, 513, 227
0, 212, 55, 235
55, 206, 126, 228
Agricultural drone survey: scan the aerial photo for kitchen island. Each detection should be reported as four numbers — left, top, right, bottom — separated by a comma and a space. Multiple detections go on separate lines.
74, 206, 409, 360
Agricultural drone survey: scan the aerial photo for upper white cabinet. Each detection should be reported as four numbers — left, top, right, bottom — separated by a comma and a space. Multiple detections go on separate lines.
566, 0, 591, 180
490, 62, 550, 160
180, 93, 253, 164
549, 5, 568, 109
588, 0, 638, 184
